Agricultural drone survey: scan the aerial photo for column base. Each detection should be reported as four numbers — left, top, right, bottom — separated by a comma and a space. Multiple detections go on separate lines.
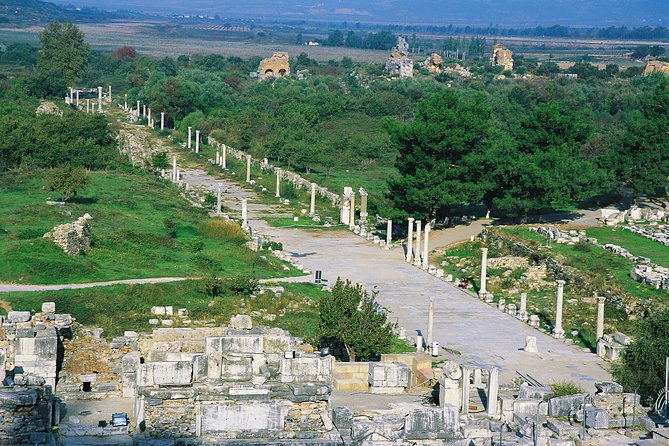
552, 328, 565, 339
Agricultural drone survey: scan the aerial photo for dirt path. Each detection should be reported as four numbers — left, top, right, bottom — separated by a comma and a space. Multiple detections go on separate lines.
0, 277, 190, 293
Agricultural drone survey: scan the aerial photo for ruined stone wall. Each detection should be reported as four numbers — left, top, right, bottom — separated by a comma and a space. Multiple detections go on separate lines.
144, 397, 197, 438
43, 214, 93, 256
258, 52, 290, 79
0, 387, 54, 445
644, 60, 669, 76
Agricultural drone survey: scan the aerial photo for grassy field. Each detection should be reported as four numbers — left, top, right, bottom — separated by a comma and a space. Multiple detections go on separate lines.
0, 168, 298, 284
1, 280, 327, 339
587, 226, 669, 266
441, 225, 669, 349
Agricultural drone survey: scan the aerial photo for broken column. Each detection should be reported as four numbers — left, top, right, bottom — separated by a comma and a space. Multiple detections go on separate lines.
479, 248, 488, 296
124, 93, 127, 111
487, 367, 499, 417
359, 188, 368, 223
386, 219, 392, 246
460, 366, 471, 415
216, 183, 222, 214
275, 169, 281, 197
142, 104, 146, 117
195, 130, 200, 153
349, 190, 356, 228
172, 156, 177, 182
596, 295, 606, 341
406, 217, 414, 262
422, 223, 430, 270
427, 297, 434, 349
310, 183, 316, 216
553, 280, 566, 339
241, 198, 248, 227
188, 127, 192, 149
414, 220, 422, 266
245, 155, 251, 182
518, 292, 528, 321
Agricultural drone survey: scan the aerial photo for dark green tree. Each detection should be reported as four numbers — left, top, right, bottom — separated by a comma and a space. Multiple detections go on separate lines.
46, 165, 89, 201
34, 23, 89, 95
612, 308, 669, 404
319, 278, 395, 362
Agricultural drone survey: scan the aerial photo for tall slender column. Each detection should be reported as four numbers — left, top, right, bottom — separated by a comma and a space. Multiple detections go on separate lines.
245, 155, 251, 182
461, 367, 472, 415
86, 99, 90, 113
160, 112, 165, 130
98, 86, 103, 112
69, 87, 73, 104
195, 130, 200, 153
275, 169, 281, 197
142, 104, 146, 117
487, 368, 499, 417
596, 295, 606, 341
427, 297, 434, 347
414, 220, 422, 266
386, 219, 393, 245
241, 198, 248, 227
479, 248, 488, 295
406, 218, 414, 262
422, 223, 430, 270
215, 151, 220, 165
172, 156, 177, 181
216, 183, 222, 214
147, 108, 151, 125
188, 127, 192, 149
310, 183, 316, 216
124, 94, 127, 111
136, 101, 140, 117
108, 85, 112, 102
349, 192, 355, 228
221, 145, 227, 168
75, 91, 79, 107
519, 292, 528, 321
553, 280, 565, 339
359, 188, 368, 222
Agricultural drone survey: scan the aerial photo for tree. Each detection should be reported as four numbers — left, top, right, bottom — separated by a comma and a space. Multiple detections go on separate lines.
152, 151, 169, 170
319, 279, 396, 362
47, 165, 89, 201
112, 45, 137, 59
612, 308, 669, 405
36, 23, 89, 91
145, 77, 202, 120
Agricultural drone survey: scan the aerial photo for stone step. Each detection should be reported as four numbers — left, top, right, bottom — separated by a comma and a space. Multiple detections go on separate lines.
333, 370, 368, 380
333, 377, 369, 391
652, 427, 669, 445
635, 439, 669, 446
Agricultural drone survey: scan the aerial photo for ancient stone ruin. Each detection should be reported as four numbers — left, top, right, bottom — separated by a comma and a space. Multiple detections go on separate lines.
35, 101, 63, 117
386, 36, 413, 78
43, 214, 93, 256
257, 52, 291, 80
420, 53, 443, 73
491, 44, 514, 71
644, 60, 669, 76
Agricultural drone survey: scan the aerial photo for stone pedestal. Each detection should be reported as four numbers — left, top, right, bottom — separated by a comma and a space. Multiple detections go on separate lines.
518, 292, 528, 321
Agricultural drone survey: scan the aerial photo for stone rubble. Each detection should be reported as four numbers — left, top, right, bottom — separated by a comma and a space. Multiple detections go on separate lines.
43, 214, 93, 256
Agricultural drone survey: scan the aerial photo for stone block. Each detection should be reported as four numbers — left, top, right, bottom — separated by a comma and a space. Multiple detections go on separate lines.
332, 406, 354, 429
548, 393, 589, 417
220, 356, 253, 381
405, 405, 460, 440
229, 314, 252, 330
280, 355, 333, 384
139, 361, 193, 387
614, 332, 632, 345
201, 402, 289, 433
0, 388, 38, 407
221, 334, 264, 354
519, 383, 553, 399
7, 311, 31, 323
547, 419, 580, 439
513, 399, 548, 421
352, 414, 403, 442
151, 306, 166, 315
41, 302, 56, 313
584, 406, 609, 429
595, 382, 623, 394
368, 362, 411, 388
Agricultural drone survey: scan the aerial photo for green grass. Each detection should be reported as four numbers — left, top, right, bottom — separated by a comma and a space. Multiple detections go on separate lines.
264, 217, 347, 230
587, 226, 669, 266
0, 169, 297, 284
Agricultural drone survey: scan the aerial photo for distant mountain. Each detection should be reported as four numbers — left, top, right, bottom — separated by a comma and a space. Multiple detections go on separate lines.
43, 0, 666, 27
0, 0, 140, 26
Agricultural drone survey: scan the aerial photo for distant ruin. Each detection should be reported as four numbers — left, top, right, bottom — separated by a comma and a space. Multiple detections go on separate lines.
257, 52, 291, 80
420, 53, 443, 73
644, 60, 669, 76
386, 36, 413, 78
491, 44, 514, 71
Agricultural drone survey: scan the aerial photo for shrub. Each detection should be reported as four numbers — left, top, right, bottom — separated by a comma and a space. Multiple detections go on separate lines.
549, 381, 584, 397
225, 274, 259, 296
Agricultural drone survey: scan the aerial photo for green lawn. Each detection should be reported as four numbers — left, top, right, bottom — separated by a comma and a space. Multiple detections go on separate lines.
587, 226, 669, 266
0, 169, 297, 284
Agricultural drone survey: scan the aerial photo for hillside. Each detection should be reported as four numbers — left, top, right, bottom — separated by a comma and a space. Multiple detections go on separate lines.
0, 0, 138, 27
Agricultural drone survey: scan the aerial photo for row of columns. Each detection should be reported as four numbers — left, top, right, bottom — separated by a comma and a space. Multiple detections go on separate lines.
128, 98, 168, 131
68, 86, 109, 113
478, 247, 607, 347
405, 218, 431, 270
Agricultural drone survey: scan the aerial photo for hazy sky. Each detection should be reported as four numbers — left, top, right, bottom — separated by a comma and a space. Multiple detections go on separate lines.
52, 0, 667, 26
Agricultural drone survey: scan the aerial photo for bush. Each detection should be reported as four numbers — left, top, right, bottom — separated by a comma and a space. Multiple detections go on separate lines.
47, 165, 89, 201
224, 274, 259, 296
163, 218, 177, 238
549, 381, 584, 397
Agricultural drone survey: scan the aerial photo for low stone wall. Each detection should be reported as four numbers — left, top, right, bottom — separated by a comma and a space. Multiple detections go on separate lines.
0, 386, 54, 445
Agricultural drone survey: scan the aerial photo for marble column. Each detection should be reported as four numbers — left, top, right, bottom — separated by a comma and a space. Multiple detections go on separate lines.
216, 183, 222, 214
215, 151, 220, 165
221, 145, 227, 168
359, 188, 368, 222
172, 156, 177, 181
422, 223, 430, 270
86, 99, 90, 113
487, 367, 499, 417
98, 86, 103, 112
386, 219, 392, 246
461, 367, 472, 415
195, 130, 200, 153
553, 280, 566, 339
479, 248, 489, 295
427, 297, 434, 347
142, 104, 146, 118
519, 292, 528, 321
596, 295, 606, 341
414, 220, 422, 266
241, 198, 248, 227
310, 183, 316, 216
124, 94, 127, 111
136, 101, 140, 117
108, 85, 112, 102
147, 108, 151, 125
275, 169, 281, 198
406, 218, 414, 262
75, 90, 79, 107
245, 155, 251, 182
188, 127, 192, 149
349, 192, 355, 228
160, 112, 165, 130
69, 87, 73, 104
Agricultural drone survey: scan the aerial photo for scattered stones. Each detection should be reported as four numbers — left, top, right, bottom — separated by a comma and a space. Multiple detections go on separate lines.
43, 214, 93, 256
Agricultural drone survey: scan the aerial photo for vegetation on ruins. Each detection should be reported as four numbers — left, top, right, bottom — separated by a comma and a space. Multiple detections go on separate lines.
612, 308, 669, 403
549, 381, 584, 398
319, 279, 396, 362
46, 165, 89, 201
